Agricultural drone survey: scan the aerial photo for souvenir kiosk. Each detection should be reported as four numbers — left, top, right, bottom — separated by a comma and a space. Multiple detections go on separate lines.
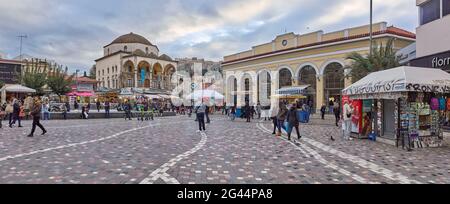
342, 66, 450, 149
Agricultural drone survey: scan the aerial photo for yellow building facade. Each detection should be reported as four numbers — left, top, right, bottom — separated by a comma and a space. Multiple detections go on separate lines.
222, 22, 416, 111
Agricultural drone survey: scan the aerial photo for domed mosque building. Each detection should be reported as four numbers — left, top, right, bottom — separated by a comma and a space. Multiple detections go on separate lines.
95, 33, 177, 94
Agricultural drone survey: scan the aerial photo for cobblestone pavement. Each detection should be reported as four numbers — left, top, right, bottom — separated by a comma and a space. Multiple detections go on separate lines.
0, 114, 449, 184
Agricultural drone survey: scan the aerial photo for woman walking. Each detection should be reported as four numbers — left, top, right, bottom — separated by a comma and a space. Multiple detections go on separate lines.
286, 103, 301, 141
276, 103, 288, 136
27, 97, 47, 137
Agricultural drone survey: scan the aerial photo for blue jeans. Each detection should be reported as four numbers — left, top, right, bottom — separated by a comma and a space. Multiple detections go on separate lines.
277, 120, 285, 133
43, 112, 50, 120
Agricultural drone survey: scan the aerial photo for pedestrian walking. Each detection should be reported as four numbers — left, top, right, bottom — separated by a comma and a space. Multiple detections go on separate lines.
96, 100, 101, 112
205, 105, 211, 124
61, 103, 67, 120
276, 103, 288, 136
286, 103, 301, 141
230, 106, 236, 121
124, 101, 132, 120
43, 102, 50, 120
256, 102, 262, 119
270, 105, 279, 134
27, 97, 47, 137
5, 100, 14, 125
320, 104, 326, 120
65, 101, 71, 113
244, 103, 251, 123
195, 102, 206, 132
74, 101, 79, 111
104, 100, 111, 118
0, 103, 6, 128
343, 101, 354, 141
333, 102, 341, 127
9, 99, 23, 128
81, 105, 87, 119
329, 99, 334, 114
24, 95, 33, 120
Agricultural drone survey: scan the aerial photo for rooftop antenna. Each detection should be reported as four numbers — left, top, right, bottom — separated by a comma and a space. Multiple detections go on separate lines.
17, 35, 27, 61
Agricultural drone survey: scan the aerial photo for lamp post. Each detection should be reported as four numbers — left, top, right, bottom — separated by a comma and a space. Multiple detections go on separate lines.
17, 35, 27, 61
369, 0, 373, 56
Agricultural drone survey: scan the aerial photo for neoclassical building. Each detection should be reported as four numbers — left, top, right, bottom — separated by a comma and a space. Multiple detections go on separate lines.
222, 22, 416, 111
95, 33, 177, 91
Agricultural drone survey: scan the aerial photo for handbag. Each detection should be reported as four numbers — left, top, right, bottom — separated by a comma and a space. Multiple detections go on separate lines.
5, 105, 13, 113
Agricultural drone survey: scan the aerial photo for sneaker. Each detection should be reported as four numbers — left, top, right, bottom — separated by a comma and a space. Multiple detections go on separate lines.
27, 134, 33, 137
196, 130, 201, 133
42, 131, 47, 135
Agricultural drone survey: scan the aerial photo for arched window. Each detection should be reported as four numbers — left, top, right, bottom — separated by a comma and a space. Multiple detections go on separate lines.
107, 48, 110, 55
323, 62, 344, 102
299, 65, 318, 110
145, 47, 149, 54
102, 70, 104, 75
98, 71, 100, 76
124, 46, 128, 52
107, 67, 110, 74
279, 68, 292, 87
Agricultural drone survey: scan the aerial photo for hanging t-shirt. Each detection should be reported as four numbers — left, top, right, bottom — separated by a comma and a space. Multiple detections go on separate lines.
430, 98, 439, 110
439, 98, 446, 110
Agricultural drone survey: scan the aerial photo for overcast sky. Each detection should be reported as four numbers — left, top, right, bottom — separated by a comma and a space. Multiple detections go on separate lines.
0, 0, 417, 73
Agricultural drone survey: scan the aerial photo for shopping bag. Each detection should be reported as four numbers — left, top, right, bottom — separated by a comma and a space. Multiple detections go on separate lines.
284, 121, 291, 133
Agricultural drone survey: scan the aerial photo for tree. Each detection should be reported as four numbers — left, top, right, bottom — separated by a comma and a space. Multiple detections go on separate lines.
0, 80, 4, 88
47, 66, 75, 101
19, 58, 49, 95
89, 65, 96, 79
346, 38, 404, 83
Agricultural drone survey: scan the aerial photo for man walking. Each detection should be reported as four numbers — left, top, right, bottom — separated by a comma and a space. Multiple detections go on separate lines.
27, 97, 47, 137
205, 105, 211, 124
195, 102, 206, 132
244, 103, 251, 123
96, 100, 101, 112
104, 100, 110, 118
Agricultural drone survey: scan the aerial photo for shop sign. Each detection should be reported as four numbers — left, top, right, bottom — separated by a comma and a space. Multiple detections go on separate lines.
343, 79, 405, 95
410, 50, 450, 71
0, 62, 21, 84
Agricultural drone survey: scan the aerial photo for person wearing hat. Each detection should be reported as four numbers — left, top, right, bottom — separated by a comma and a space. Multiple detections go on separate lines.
27, 97, 47, 137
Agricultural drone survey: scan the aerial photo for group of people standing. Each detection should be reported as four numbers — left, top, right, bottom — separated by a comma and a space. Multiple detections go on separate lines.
0, 96, 47, 137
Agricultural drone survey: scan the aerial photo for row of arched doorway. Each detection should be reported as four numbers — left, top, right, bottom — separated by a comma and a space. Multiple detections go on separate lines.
226, 62, 345, 110
122, 60, 176, 89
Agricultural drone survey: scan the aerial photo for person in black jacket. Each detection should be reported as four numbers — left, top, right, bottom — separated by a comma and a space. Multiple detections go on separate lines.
286, 104, 301, 141
9, 99, 22, 128
244, 103, 251, 122
27, 97, 47, 137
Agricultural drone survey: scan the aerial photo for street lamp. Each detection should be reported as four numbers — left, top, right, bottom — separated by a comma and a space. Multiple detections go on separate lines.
369, 0, 373, 56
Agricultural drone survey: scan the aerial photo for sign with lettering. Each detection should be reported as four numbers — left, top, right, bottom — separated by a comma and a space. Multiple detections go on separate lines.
0, 62, 21, 84
410, 50, 450, 71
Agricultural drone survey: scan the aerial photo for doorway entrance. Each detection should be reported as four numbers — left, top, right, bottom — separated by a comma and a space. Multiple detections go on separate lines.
383, 100, 396, 139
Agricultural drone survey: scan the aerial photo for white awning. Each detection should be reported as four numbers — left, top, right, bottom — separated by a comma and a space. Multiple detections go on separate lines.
343, 66, 450, 97
0, 84, 36, 93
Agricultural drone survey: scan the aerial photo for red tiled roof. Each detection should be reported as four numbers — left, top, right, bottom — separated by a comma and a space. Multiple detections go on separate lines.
222, 26, 416, 65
